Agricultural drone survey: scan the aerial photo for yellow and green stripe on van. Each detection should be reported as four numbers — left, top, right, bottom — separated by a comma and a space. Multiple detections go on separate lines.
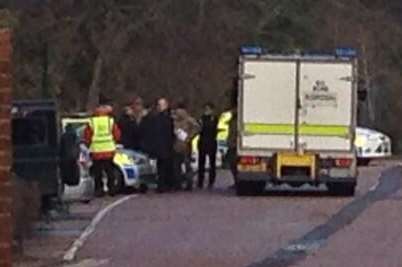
244, 123, 350, 138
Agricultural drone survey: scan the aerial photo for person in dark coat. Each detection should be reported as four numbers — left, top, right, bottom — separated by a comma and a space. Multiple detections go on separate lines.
197, 103, 219, 189
130, 96, 147, 151
139, 104, 157, 157
118, 106, 135, 149
153, 98, 176, 192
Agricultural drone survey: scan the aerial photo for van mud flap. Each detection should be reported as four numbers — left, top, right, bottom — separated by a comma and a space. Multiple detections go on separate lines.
276, 153, 317, 180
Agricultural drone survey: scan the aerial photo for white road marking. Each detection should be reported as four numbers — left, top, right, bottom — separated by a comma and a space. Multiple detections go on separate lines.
285, 239, 326, 252
369, 181, 379, 192
63, 195, 137, 262
63, 258, 109, 267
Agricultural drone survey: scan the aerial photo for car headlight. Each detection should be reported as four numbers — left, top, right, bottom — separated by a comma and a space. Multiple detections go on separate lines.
355, 135, 368, 147
367, 135, 380, 141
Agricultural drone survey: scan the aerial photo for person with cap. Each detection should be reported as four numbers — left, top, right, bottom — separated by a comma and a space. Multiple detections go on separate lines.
84, 103, 121, 197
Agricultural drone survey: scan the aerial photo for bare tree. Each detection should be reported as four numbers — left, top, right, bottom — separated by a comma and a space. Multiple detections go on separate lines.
86, 55, 103, 111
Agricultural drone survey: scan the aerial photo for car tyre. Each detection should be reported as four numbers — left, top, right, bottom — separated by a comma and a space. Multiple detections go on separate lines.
139, 184, 148, 194
108, 166, 125, 196
236, 181, 265, 196
357, 158, 371, 166
327, 183, 356, 197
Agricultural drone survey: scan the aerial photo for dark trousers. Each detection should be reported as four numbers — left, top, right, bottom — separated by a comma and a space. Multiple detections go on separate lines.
157, 157, 174, 190
174, 152, 194, 190
198, 148, 216, 187
91, 159, 116, 195
60, 159, 80, 186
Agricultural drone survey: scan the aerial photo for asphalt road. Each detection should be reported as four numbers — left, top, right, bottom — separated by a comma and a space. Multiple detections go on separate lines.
74, 162, 402, 267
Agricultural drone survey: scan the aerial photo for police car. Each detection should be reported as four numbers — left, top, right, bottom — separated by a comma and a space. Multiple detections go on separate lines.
355, 127, 392, 165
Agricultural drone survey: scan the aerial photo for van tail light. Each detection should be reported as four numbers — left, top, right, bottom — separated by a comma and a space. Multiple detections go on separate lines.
335, 158, 353, 168
239, 156, 260, 165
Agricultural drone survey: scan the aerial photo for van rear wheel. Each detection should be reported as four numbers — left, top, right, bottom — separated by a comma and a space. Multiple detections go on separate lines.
327, 183, 356, 196
236, 181, 266, 196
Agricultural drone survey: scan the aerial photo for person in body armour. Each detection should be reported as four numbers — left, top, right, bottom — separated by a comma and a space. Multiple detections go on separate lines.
197, 103, 219, 189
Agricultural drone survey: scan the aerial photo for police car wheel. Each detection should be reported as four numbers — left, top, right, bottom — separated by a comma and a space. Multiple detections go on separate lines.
357, 158, 371, 166
139, 184, 148, 194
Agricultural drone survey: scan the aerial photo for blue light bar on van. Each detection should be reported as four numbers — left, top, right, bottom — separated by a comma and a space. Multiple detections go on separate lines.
335, 47, 357, 58
240, 46, 263, 55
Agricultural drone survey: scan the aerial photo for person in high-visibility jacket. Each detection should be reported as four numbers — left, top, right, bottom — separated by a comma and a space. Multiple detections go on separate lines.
84, 105, 121, 197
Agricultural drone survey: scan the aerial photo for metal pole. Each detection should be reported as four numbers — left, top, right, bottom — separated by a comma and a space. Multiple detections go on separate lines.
41, 40, 49, 98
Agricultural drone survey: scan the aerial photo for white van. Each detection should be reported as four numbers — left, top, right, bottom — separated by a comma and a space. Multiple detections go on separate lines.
236, 47, 358, 196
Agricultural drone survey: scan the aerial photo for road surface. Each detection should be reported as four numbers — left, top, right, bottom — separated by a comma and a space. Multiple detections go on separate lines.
73, 162, 402, 267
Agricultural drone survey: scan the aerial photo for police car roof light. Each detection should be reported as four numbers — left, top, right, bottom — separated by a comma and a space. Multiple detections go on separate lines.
303, 49, 333, 57
335, 47, 357, 58
240, 46, 263, 55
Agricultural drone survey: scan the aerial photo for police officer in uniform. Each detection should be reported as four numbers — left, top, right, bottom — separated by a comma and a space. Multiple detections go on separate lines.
197, 103, 219, 189
84, 104, 121, 197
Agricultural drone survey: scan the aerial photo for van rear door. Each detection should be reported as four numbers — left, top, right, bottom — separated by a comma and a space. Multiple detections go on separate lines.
240, 59, 297, 152
298, 61, 355, 152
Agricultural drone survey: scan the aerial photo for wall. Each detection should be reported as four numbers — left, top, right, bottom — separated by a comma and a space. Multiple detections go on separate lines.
0, 29, 12, 267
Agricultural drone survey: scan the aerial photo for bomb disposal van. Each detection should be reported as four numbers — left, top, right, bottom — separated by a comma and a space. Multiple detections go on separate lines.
236, 47, 358, 196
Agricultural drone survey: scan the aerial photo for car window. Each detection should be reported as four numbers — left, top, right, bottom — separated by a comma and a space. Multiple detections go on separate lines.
12, 118, 47, 146
63, 122, 87, 140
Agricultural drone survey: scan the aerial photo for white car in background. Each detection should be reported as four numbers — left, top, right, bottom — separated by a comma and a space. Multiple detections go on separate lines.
355, 127, 392, 165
